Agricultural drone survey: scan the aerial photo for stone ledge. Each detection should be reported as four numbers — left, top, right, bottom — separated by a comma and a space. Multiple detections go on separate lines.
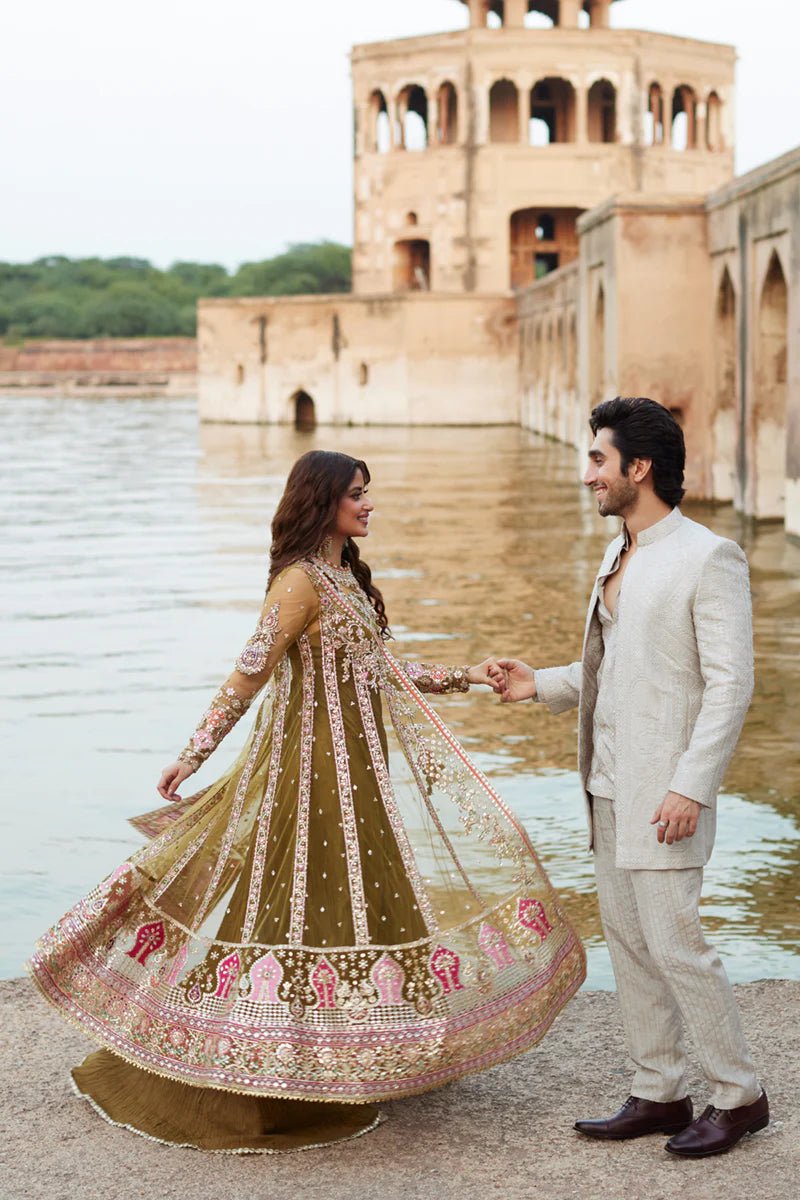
2, 976, 796, 1200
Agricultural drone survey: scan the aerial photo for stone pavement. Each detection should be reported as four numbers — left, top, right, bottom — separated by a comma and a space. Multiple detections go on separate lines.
1, 978, 796, 1200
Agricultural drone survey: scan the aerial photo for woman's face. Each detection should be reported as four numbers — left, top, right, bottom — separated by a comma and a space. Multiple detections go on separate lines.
335, 468, 373, 540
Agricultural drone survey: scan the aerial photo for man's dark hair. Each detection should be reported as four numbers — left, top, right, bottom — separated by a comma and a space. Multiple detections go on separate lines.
589, 396, 686, 507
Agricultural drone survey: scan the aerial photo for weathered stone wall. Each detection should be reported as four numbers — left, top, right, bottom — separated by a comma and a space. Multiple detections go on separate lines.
352, 26, 735, 295
518, 261, 580, 447
198, 293, 518, 426
0, 338, 197, 396
706, 147, 800, 535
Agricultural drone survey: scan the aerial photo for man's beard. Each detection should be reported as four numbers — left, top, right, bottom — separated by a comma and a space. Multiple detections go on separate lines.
597, 476, 638, 517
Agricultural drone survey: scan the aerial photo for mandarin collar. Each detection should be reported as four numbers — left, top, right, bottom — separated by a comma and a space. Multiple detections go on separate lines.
625, 507, 683, 548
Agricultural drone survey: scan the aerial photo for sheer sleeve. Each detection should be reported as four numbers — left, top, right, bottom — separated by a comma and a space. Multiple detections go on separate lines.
177, 566, 318, 772
396, 659, 471, 694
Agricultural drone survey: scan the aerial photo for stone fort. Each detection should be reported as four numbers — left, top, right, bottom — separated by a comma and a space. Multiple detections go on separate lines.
198, 0, 799, 537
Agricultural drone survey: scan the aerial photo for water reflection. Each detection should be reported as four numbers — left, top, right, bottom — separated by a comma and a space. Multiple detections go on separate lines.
1, 397, 798, 986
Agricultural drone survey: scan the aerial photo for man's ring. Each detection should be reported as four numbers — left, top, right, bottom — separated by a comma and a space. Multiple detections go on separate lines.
658, 820, 668, 828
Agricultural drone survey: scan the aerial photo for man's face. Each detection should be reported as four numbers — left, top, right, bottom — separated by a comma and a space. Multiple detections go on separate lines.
583, 427, 638, 517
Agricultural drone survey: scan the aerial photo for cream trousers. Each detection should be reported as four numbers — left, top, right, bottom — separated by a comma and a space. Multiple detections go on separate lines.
592, 796, 760, 1110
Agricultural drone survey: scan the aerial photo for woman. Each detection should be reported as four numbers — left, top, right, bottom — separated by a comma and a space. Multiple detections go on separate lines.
29, 450, 585, 1154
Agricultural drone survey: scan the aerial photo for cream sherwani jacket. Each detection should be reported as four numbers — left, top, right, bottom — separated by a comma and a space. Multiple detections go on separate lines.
535, 509, 754, 869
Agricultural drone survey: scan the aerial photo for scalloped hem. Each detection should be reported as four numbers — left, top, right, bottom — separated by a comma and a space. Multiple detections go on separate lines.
69, 1075, 385, 1155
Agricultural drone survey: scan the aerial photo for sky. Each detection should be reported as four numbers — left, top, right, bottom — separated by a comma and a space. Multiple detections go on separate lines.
2, 0, 798, 270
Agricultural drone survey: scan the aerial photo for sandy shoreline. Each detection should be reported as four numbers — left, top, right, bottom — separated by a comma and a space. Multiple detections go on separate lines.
1, 976, 796, 1200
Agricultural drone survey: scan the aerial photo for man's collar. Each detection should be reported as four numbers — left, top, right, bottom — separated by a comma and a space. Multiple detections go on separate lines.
624, 507, 683, 548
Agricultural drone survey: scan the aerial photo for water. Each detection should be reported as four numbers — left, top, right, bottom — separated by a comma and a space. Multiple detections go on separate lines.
2, 396, 798, 987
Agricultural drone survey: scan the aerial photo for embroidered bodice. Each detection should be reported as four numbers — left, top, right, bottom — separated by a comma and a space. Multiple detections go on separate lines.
178, 557, 470, 772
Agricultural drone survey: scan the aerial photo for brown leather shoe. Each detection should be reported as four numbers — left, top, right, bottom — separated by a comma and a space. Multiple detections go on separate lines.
665, 1090, 769, 1158
574, 1095, 693, 1140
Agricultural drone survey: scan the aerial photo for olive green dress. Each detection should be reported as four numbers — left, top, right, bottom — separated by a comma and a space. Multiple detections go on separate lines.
30, 556, 585, 1152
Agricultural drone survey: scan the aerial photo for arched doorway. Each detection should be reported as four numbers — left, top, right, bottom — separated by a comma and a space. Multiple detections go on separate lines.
293, 390, 316, 431
393, 239, 430, 291
755, 252, 788, 517
588, 79, 616, 144
712, 268, 737, 502
489, 79, 519, 142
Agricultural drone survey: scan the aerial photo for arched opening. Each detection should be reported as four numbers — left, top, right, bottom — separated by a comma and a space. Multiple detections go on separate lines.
235, 363, 245, 385
712, 267, 737, 502
590, 284, 605, 406
509, 207, 582, 288
567, 313, 577, 391
486, 3, 504, 28
394, 239, 430, 291
397, 84, 428, 151
671, 85, 697, 150
293, 390, 316, 431
489, 79, 520, 143
588, 79, 616, 143
755, 251, 788, 517
706, 91, 723, 151
645, 82, 664, 145
406, 211, 418, 226
529, 77, 576, 144
369, 90, 390, 153
524, 10, 554, 29
358, 362, 369, 386
437, 81, 458, 144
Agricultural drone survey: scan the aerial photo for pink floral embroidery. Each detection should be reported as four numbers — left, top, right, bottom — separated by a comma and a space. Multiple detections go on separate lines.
478, 922, 515, 969
311, 958, 338, 1009
214, 951, 241, 1000
518, 898, 553, 940
125, 921, 165, 966
430, 945, 463, 994
249, 952, 283, 1004
371, 953, 405, 1004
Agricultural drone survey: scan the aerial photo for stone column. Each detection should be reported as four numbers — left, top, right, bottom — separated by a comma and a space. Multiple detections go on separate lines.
590, 0, 612, 29
696, 101, 707, 151
468, 0, 486, 28
505, 0, 527, 27
560, 0, 582, 27
387, 97, 399, 150
575, 84, 588, 144
518, 80, 530, 144
428, 88, 438, 146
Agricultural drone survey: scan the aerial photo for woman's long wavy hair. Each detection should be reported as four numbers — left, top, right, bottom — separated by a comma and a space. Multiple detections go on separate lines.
269, 450, 389, 637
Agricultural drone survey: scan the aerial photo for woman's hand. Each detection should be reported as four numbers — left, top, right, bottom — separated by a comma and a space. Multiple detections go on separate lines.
468, 658, 504, 693
157, 760, 195, 802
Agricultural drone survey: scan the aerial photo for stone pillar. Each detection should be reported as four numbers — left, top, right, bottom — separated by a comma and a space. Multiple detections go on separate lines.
388, 97, 399, 149
589, 0, 611, 29
560, 0, 582, 27
468, 0, 487, 28
427, 89, 438, 146
518, 81, 530, 144
575, 84, 588, 143
696, 101, 707, 151
505, 0, 527, 27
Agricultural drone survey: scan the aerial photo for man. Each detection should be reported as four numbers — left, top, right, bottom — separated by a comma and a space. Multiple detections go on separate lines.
494, 397, 768, 1158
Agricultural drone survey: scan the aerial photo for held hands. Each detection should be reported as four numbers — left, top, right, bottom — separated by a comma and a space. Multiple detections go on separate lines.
468, 658, 506, 692
157, 760, 195, 802
489, 658, 537, 703
651, 791, 703, 844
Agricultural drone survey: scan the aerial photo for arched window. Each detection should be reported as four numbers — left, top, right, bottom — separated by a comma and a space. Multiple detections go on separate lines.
706, 91, 723, 151
397, 84, 428, 151
712, 267, 737, 502
590, 284, 605, 405
394, 239, 430, 291
437, 81, 458, 144
368, 89, 390, 154
671, 85, 697, 150
529, 77, 576, 144
489, 79, 520, 142
293, 390, 316, 431
645, 82, 664, 146
755, 251, 788, 516
588, 79, 616, 143
235, 363, 245, 385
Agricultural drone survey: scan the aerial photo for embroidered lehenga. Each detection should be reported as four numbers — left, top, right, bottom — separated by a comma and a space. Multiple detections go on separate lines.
29, 556, 586, 1153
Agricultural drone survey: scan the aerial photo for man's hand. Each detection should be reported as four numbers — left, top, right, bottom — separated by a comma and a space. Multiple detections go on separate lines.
491, 658, 537, 703
651, 791, 703, 844
468, 658, 504, 692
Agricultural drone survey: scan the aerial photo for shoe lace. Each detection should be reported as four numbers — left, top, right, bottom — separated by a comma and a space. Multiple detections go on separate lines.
704, 1105, 724, 1124
621, 1096, 638, 1112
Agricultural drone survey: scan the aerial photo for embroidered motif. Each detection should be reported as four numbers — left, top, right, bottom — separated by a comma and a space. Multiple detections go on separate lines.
235, 603, 281, 675
400, 661, 471, 694
126, 921, 165, 965
429, 945, 464, 995
518, 898, 553, 940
